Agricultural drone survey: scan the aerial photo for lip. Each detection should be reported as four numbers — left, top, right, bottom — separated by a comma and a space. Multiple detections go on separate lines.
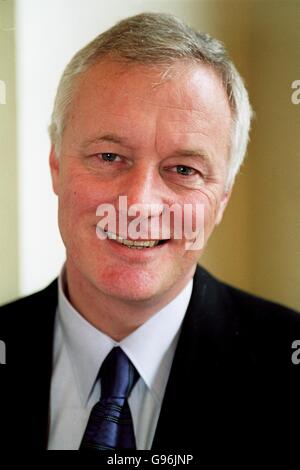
107, 237, 170, 259
96, 226, 171, 260
104, 229, 161, 245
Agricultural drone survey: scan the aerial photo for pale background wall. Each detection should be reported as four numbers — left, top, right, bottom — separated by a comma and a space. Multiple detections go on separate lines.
0, 0, 18, 304
0, 0, 299, 310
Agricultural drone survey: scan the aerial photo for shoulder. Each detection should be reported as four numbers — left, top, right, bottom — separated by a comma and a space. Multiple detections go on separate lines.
194, 264, 300, 339
189, 265, 300, 372
224, 276, 299, 329
196, 263, 299, 314
0, 279, 58, 333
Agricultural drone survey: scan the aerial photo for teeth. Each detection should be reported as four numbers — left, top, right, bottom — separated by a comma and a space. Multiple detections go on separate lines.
105, 231, 160, 248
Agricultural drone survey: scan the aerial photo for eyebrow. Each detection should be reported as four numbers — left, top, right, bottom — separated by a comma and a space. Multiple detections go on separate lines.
80, 133, 128, 151
173, 148, 213, 167
80, 134, 212, 166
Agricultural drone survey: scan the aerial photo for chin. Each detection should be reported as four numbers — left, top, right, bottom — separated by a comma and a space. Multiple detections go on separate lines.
95, 267, 168, 303
101, 282, 163, 304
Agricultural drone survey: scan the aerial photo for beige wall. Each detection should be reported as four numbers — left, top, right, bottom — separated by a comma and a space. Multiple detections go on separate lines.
0, 0, 299, 311
198, 0, 254, 294
249, 1, 300, 310
200, 0, 300, 311
0, 0, 18, 305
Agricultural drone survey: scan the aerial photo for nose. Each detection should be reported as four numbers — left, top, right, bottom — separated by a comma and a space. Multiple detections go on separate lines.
118, 162, 166, 219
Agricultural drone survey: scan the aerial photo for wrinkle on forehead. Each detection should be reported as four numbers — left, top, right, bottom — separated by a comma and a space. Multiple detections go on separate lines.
66, 59, 232, 163
79, 58, 230, 113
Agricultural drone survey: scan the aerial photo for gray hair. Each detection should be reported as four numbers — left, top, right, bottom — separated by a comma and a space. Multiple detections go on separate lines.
49, 12, 253, 188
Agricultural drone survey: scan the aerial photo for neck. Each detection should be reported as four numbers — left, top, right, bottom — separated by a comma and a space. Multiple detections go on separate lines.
64, 261, 195, 341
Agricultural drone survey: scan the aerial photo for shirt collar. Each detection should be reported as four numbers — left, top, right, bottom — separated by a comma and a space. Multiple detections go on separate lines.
57, 266, 193, 406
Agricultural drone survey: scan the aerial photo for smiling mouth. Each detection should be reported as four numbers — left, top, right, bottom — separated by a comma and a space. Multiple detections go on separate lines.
105, 230, 169, 249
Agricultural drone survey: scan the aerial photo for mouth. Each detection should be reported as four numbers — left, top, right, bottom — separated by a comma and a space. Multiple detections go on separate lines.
104, 230, 169, 249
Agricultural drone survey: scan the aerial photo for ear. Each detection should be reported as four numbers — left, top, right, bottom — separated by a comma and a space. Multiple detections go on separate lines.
49, 145, 60, 195
215, 187, 232, 225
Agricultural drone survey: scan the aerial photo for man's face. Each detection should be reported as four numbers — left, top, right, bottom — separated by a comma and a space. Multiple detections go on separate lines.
50, 59, 232, 304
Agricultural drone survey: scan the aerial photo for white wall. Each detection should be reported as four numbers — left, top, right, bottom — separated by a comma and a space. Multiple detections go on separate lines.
15, 0, 209, 296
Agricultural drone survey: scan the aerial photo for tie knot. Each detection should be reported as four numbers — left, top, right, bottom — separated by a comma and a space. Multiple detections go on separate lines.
100, 347, 138, 399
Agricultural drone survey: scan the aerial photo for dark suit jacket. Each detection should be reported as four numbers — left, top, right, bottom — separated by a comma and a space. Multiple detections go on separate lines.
0, 265, 300, 454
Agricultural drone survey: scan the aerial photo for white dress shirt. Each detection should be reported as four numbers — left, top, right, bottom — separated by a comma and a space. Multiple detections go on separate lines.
48, 268, 193, 450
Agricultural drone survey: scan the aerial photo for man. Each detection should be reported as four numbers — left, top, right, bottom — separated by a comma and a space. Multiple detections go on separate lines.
0, 12, 299, 454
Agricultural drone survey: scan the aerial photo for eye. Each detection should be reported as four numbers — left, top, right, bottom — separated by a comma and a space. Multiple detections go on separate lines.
98, 153, 121, 162
163, 164, 205, 189
173, 165, 198, 176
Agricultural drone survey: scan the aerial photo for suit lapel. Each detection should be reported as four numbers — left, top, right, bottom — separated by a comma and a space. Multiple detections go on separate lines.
151, 265, 241, 450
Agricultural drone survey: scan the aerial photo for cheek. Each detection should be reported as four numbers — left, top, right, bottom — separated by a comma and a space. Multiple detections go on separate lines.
59, 174, 110, 222
58, 181, 101, 250
188, 189, 222, 236
201, 188, 221, 219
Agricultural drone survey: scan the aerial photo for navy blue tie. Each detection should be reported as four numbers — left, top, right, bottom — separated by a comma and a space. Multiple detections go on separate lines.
80, 347, 138, 450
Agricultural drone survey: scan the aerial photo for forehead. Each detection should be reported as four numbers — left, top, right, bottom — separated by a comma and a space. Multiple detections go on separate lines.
65, 59, 232, 154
